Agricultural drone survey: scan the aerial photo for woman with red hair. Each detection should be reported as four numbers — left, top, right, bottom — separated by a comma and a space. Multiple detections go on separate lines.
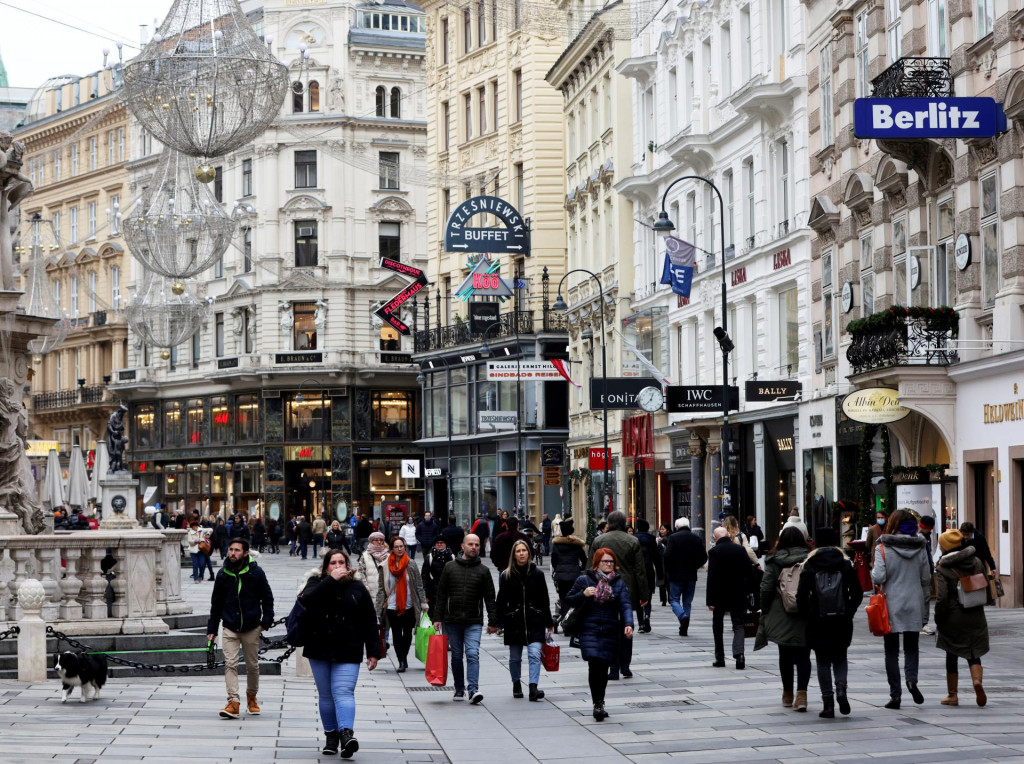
565, 547, 634, 720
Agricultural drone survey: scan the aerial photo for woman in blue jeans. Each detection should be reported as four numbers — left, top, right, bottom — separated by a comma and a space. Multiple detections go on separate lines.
495, 539, 554, 700
300, 548, 381, 758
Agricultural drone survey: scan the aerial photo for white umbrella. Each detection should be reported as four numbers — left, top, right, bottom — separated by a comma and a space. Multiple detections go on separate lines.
65, 444, 90, 511
89, 440, 109, 510
43, 448, 64, 511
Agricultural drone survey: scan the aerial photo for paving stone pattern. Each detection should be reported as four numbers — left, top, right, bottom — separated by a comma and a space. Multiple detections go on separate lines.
2, 545, 1024, 762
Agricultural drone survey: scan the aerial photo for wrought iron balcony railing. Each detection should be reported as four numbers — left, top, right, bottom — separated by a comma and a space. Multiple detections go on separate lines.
872, 57, 953, 99
846, 306, 958, 374
32, 386, 107, 410
414, 310, 540, 353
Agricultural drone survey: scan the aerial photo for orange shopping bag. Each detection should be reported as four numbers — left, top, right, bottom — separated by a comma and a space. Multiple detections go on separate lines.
425, 633, 449, 686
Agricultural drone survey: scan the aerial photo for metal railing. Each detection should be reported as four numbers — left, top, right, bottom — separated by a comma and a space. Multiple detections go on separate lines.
414, 310, 540, 353
872, 57, 953, 99
32, 386, 106, 410
846, 309, 959, 374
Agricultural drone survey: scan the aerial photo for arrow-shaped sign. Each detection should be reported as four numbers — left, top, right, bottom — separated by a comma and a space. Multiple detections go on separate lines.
380, 257, 428, 285
374, 258, 429, 335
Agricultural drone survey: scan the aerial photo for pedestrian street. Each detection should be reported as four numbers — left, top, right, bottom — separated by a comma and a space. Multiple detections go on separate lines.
2, 549, 1024, 763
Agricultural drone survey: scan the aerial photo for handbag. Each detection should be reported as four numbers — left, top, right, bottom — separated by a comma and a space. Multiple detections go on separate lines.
414, 612, 435, 664
560, 604, 585, 637
198, 538, 212, 556
988, 574, 1004, 601
425, 632, 449, 686
958, 572, 989, 609
284, 596, 308, 647
541, 635, 560, 672
743, 609, 760, 639
865, 545, 892, 636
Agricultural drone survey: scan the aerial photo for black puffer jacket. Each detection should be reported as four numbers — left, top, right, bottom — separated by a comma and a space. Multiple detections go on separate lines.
207, 557, 274, 635
422, 545, 454, 604
495, 563, 553, 645
299, 573, 382, 663
431, 554, 496, 625
796, 547, 863, 650
550, 535, 588, 582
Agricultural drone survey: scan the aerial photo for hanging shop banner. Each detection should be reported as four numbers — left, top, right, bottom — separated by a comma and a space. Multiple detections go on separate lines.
486, 360, 561, 380
745, 380, 802, 402
665, 385, 740, 413
841, 387, 910, 424
541, 443, 564, 466
853, 97, 1007, 140
589, 447, 611, 470
479, 411, 518, 429
469, 301, 500, 333
590, 377, 660, 410
443, 195, 530, 254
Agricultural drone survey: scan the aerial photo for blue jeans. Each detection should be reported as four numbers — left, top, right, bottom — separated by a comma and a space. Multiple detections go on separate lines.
190, 552, 206, 581
299, 540, 308, 559
407, 543, 418, 559
309, 660, 360, 731
445, 623, 482, 694
509, 642, 542, 685
669, 580, 697, 620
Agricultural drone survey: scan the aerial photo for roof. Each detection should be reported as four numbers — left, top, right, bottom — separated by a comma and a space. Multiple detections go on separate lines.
546, 0, 624, 83
348, 28, 426, 51
357, 0, 425, 11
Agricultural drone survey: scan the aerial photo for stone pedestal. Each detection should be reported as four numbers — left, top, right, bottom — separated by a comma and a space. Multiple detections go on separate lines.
17, 578, 47, 682
0, 506, 21, 534
99, 473, 139, 530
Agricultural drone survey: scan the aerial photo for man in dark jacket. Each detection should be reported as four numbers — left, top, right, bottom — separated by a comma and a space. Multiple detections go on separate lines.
662, 517, 709, 636
470, 514, 490, 553
588, 511, 648, 679
540, 514, 552, 555
296, 516, 313, 560
634, 519, 662, 632
432, 534, 497, 704
422, 536, 455, 605
706, 526, 755, 669
959, 522, 997, 573
207, 539, 274, 719
440, 517, 465, 551
415, 512, 441, 550
491, 517, 529, 572
354, 515, 373, 553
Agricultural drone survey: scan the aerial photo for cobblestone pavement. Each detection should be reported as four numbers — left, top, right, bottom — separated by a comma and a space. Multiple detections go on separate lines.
3, 544, 1024, 763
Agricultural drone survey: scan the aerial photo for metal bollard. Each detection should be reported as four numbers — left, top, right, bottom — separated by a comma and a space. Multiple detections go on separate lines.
17, 579, 47, 682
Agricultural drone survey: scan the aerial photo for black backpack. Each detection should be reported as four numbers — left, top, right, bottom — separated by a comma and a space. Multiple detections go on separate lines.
815, 569, 845, 617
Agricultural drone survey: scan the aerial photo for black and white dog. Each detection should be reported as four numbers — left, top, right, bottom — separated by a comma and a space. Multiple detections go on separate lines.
55, 651, 108, 703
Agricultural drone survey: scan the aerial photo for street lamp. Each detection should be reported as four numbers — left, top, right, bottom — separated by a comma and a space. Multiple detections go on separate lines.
295, 377, 329, 522
417, 357, 453, 523
653, 175, 734, 513
479, 314, 525, 521
553, 270, 611, 515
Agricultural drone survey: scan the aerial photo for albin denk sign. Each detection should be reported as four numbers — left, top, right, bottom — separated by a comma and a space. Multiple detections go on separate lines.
841, 387, 911, 425
854, 97, 1007, 139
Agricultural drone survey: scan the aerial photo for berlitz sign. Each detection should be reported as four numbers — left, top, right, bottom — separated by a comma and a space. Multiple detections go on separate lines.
443, 195, 530, 255
853, 98, 1007, 139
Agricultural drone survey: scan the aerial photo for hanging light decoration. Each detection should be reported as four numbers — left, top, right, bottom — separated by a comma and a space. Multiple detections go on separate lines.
17, 214, 71, 356
122, 149, 236, 279
125, 270, 211, 348
119, 0, 289, 159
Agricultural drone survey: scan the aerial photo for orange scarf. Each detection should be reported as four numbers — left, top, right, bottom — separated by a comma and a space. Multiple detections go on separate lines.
388, 553, 410, 615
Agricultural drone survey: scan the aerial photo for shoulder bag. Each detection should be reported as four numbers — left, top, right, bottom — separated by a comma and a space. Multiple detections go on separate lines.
958, 571, 989, 609
865, 546, 892, 636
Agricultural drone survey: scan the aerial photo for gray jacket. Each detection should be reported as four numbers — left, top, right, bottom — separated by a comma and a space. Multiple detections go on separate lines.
870, 533, 931, 633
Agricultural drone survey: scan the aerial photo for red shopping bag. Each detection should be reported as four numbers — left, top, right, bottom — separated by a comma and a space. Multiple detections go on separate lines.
425, 633, 449, 686
541, 638, 560, 672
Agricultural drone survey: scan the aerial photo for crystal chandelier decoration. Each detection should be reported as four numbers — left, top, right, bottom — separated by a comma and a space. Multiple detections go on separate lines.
122, 149, 236, 279
17, 214, 71, 357
119, 0, 288, 158
125, 270, 211, 348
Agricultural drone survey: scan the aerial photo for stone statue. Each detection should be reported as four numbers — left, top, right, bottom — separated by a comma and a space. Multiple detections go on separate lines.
232, 307, 245, 354
246, 306, 256, 350
106, 404, 128, 473
329, 75, 345, 112
0, 378, 44, 533
315, 297, 327, 331
278, 299, 293, 334
0, 131, 33, 292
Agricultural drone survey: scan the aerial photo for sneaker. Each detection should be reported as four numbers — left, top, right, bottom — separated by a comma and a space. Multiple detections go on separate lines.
219, 699, 240, 719
920, 625, 935, 635
469, 692, 484, 705
453, 690, 465, 702
246, 693, 260, 715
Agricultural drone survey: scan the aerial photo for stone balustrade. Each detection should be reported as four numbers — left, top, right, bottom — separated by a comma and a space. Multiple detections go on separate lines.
0, 529, 191, 635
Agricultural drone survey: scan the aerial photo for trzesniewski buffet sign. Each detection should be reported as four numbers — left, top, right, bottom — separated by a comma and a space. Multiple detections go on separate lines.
853, 97, 1007, 139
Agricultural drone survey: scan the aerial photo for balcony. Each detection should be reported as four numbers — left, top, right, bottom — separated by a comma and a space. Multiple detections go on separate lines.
32, 385, 107, 411
872, 57, 953, 99
414, 310, 535, 354
846, 307, 959, 375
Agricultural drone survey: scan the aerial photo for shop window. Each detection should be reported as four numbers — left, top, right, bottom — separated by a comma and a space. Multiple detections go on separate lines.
379, 222, 400, 261
235, 462, 263, 494
287, 393, 331, 440
372, 391, 413, 439
293, 302, 317, 349
164, 401, 183, 447
164, 465, 182, 496
294, 220, 318, 267
186, 464, 204, 495
236, 393, 259, 441
134, 404, 155, 448
186, 398, 204, 445
211, 395, 231, 443
425, 372, 447, 438
210, 463, 227, 494
451, 367, 468, 435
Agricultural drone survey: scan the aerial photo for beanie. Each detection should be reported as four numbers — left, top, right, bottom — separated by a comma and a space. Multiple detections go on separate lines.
939, 529, 963, 554
814, 527, 840, 548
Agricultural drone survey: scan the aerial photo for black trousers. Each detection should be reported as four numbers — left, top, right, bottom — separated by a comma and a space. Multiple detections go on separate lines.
883, 631, 920, 699
555, 579, 574, 619
945, 652, 981, 673
814, 646, 849, 699
712, 606, 745, 660
386, 609, 416, 661
610, 627, 632, 675
778, 645, 812, 692
587, 659, 610, 705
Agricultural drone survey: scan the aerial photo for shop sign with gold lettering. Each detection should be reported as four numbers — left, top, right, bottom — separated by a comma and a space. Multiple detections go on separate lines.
286, 445, 331, 460
841, 387, 910, 424
983, 383, 1024, 424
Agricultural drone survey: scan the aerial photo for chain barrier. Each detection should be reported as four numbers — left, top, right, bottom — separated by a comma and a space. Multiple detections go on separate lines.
0, 626, 20, 642
45, 626, 296, 672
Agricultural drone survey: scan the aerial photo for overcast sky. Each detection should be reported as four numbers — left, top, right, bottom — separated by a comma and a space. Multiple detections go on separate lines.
0, 0, 171, 87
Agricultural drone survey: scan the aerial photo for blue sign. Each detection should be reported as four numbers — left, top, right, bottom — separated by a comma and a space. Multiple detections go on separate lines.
854, 98, 1007, 139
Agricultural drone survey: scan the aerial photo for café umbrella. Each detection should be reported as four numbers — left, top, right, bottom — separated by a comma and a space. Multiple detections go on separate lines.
65, 444, 90, 511
43, 448, 63, 511
89, 441, 110, 512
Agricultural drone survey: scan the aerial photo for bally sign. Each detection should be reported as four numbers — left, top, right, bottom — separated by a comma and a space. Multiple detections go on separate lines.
443, 195, 530, 255
853, 97, 1007, 139
745, 380, 802, 402
590, 377, 660, 410
666, 385, 740, 413
841, 387, 910, 424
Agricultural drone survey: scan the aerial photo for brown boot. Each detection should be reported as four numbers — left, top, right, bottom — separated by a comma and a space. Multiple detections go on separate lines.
793, 690, 808, 712
970, 664, 987, 707
246, 693, 261, 715
219, 699, 240, 719
940, 673, 958, 706
781, 690, 793, 707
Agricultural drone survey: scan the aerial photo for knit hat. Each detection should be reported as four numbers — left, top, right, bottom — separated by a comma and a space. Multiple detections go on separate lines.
368, 531, 386, 543
814, 527, 840, 548
559, 518, 575, 537
712, 526, 729, 542
919, 515, 936, 529
939, 529, 963, 554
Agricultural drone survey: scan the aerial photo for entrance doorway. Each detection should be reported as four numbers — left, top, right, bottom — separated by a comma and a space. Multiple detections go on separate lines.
285, 462, 329, 520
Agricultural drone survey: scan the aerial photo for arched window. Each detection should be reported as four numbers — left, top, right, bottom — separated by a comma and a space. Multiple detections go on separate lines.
375, 86, 386, 117
308, 81, 320, 112
292, 82, 304, 113
390, 87, 401, 118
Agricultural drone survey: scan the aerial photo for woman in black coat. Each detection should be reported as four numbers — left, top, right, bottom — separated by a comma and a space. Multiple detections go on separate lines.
549, 518, 588, 626
565, 546, 634, 721
326, 520, 349, 553
300, 548, 381, 757
495, 540, 554, 701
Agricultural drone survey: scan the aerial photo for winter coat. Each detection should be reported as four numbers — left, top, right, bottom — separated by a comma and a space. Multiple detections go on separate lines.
253, 521, 266, 545
756, 546, 810, 650
312, 517, 327, 536
399, 523, 418, 548
375, 553, 427, 621
186, 526, 211, 554
212, 524, 228, 548
934, 547, 989, 660
963, 532, 997, 573
355, 518, 373, 540
299, 573, 382, 664
415, 518, 441, 547
662, 528, 708, 583
441, 523, 465, 550
296, 520, 313, 542
635, 532, 663, 600
550, 535, 588, 582
706, 537, 755, 610
470, 517, 490, 541
871, 533, 932, 633
866, 522, 884, 568
358, 550, 386, 597
229, 521, 250, 540
207, 557, 274, 635
422, 545, 454, 604
588, 530, 648, 611
796, 547, 863, 651
495, 563, 553, 645
325, 528, 347, 549
432, 554, 496, 625
491, 530, 529, 571
565, 570, 633, 662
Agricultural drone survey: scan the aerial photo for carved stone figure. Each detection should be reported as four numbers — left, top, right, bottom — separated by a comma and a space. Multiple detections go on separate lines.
106, 405, 129, 473
0, 131, 33, 292
0, 378, 44, 533
329, 75, 345, 112
278, 300, 293, 333
232, 307, 245, 354
315, 297, 327, 330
